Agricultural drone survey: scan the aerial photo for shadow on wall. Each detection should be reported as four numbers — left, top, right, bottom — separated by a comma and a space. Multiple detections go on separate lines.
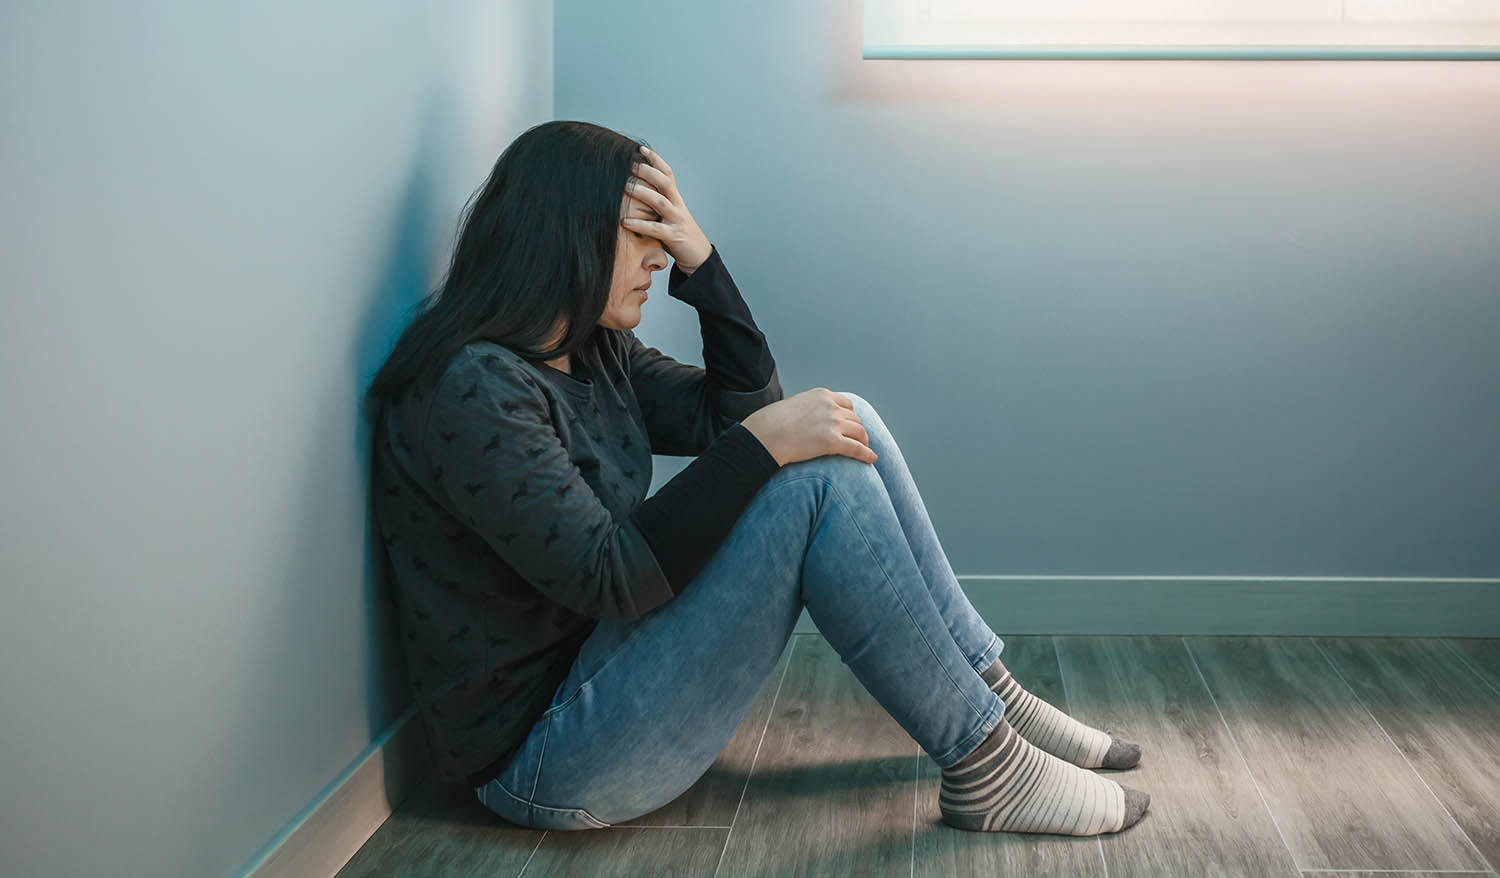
351, 99, 448, 743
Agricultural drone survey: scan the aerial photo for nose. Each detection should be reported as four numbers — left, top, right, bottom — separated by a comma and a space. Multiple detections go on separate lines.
646, 246, 668, 272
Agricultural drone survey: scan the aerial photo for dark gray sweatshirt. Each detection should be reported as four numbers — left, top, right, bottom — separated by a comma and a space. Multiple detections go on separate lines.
371, 244, 784, 787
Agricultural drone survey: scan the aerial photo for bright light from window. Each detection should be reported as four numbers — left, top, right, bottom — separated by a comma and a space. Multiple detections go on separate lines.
863, 0, 1500, 58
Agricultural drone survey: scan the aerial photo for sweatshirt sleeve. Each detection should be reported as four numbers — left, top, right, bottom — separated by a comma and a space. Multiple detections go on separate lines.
421, 352, 678, 622
625, 243, 784, 457
630, 421, 781, 591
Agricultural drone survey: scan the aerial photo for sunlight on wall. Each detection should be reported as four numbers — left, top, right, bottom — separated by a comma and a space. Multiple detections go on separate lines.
864, 0, 1500, 58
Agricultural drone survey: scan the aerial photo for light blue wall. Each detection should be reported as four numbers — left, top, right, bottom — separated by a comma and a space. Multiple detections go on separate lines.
561, 0, 1500, 578
0, 1, 550, 875
2, 1, 1496, 874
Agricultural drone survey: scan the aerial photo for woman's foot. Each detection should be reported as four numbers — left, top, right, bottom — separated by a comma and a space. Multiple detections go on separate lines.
979, 656, 1142, 770
940, 717, 1151, 834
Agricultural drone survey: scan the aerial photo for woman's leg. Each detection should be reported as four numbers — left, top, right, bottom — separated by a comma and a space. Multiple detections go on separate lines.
475, 421, 1009, 830
848, 392, 1143, 772
840, 392, 1004, 675
827, 395, 1146, 832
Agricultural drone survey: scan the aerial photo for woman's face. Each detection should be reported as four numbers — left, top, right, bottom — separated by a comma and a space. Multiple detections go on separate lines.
599, 190, 669, 331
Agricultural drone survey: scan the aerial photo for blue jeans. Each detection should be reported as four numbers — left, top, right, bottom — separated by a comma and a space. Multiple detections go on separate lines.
474, 391, 1007, 830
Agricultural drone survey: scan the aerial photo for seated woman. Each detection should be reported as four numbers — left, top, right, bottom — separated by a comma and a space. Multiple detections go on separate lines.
363, 120, 1149, 835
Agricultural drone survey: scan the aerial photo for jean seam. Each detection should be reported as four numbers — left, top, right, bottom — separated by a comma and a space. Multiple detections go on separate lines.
514, 475, 827, 829
528, 712, 613, 827
942, 701, 1007, 768
542, 679, 589, 719
480, 775, 532, 812
821, 477, 995, 764
838, 396, 1000, 680
528, 712, 551, 826
974, 632, 1000, 672
530, 801, 609, 828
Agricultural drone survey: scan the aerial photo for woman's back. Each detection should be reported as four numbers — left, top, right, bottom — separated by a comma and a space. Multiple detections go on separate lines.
370, 298, 782, 787
371, 329, 657, 787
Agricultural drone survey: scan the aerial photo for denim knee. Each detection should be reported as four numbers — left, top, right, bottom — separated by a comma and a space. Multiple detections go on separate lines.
833, 389, 890, 447
835, 390, 878, 426
751, 390, 884, 490
834, 389, 894, 460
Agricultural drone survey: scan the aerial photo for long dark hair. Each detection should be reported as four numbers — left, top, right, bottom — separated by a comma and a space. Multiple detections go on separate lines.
363, 120, 650, 413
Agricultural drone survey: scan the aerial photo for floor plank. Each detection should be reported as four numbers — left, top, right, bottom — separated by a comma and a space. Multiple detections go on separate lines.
517, 827, 728, 876
1186, 636, 1489, 872
1302, 872, 1495, 877
335, 773, 540, 877
1057, 635, 1301, 877
715, 635, 918, 876
338, 636, 1500, 877
1316, 637, 1500, 872
914, 634, 1107, 876
1442, 637, 1500, 696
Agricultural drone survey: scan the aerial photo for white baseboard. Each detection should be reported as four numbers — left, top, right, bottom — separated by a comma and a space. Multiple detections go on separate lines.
240, 702, 430, 878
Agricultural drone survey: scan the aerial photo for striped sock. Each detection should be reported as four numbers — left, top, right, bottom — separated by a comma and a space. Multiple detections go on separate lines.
980, 656, 1142, 770
939, 716, 1150, 834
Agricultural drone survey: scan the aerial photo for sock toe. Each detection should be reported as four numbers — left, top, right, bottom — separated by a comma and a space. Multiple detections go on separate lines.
1121, 785, 1150, 828
1103, 737, 1141, 769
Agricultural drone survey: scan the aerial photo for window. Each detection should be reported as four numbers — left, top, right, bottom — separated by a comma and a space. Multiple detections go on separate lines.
863, 0, 1500, 58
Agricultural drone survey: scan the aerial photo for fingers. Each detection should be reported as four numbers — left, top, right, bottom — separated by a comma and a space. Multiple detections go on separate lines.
839, 435, 878, 464
813, 389, 873, 460
828, 392, 867, 438
622, 216, 670, 239
632, 160, 678, 200
835, 411, 871, 449
626, 177, 668, 212
637, 145, 673, 179
623, 174, 671, 240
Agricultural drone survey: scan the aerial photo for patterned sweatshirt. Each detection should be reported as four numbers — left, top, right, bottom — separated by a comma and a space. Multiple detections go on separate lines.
370, 244, 784, 787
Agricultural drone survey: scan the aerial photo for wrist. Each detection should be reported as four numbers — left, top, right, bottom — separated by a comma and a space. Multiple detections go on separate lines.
675, 240, 712, 276
738, 413, 782, 467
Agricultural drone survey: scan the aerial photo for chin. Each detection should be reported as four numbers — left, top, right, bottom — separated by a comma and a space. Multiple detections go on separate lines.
601, 310, 643, 331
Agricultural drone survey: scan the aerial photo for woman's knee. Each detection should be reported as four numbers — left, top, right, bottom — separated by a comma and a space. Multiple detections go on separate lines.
766, 389, 886, 483
834, 390, 892, 457
833, 389, 888, 440
834, 390, 875, 423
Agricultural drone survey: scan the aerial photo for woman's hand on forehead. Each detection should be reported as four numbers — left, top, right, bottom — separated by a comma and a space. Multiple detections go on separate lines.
622, 146, 712, 274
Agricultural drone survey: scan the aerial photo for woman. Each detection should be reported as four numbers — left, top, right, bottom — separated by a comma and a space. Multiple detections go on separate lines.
364, 120, 1150, 835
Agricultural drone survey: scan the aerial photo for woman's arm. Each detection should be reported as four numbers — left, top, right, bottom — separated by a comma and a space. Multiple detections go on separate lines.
623, 244, 783, 456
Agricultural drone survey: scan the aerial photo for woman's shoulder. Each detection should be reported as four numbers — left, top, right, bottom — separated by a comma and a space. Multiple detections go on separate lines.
433, 340, 545, 396
456, 338, 526, 368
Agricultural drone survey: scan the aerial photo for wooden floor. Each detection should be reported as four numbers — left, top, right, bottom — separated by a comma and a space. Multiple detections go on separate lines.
337, 635, 1500, 877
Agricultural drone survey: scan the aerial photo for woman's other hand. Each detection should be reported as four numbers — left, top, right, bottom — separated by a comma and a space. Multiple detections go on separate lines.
739, 389, 878, 468
622, 146, 713, 274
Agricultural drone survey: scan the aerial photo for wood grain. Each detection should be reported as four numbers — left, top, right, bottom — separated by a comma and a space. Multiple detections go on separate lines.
1057, 634, 1301, 877
1316, 637, 1500, 872
714, 636, 918, 876
338, 635, 1500, 877
1185, 636, 1489, 872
